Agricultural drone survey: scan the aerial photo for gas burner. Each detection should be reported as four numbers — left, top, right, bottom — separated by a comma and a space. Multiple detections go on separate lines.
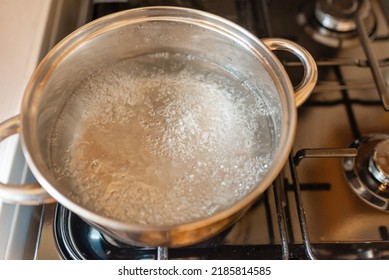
54, 204, 154, 260
53, 204, 231, 260
297, 0, 376, 48
343, 134, 389, 212
316, 0, 367, 32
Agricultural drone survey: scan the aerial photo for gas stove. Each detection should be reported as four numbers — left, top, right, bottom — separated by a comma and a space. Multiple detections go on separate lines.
2, 0, 389, 260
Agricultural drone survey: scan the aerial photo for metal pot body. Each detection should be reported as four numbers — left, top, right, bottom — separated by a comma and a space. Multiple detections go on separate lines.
0, 7, 317, 247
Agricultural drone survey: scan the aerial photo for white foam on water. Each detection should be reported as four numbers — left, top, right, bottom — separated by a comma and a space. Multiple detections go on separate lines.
50, 52, 275, 226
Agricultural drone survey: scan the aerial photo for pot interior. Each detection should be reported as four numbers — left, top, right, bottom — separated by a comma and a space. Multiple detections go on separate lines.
22, 8, 292, 228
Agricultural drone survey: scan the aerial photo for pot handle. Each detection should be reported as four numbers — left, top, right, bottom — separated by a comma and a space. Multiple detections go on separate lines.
262, 38, 318, 107
0, 115, 54, 205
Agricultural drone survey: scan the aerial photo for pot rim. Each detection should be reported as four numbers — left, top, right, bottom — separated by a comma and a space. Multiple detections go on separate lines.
20, 6, 297, 234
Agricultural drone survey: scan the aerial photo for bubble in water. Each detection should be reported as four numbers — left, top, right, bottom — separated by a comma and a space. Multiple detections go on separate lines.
50, 52, 275, 227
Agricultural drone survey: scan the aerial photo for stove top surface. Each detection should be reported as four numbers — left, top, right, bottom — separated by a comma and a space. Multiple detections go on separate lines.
35, 0, 389, 260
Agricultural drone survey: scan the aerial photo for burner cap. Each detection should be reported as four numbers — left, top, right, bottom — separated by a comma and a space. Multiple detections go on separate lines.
297, 0, 376, 48
315, 0, 372, 32
369, 139, 389, 186
343, 134, 389, 211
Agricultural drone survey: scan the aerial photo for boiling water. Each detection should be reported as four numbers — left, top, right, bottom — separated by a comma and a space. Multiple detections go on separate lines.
50, 52, 275, 226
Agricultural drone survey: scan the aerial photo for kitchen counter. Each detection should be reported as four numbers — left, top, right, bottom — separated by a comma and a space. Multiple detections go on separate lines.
0, 0, 52, 184
0, 0, 90, 259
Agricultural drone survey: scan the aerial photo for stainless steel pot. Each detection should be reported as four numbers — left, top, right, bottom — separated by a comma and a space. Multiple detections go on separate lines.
0, 7, 317, 247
